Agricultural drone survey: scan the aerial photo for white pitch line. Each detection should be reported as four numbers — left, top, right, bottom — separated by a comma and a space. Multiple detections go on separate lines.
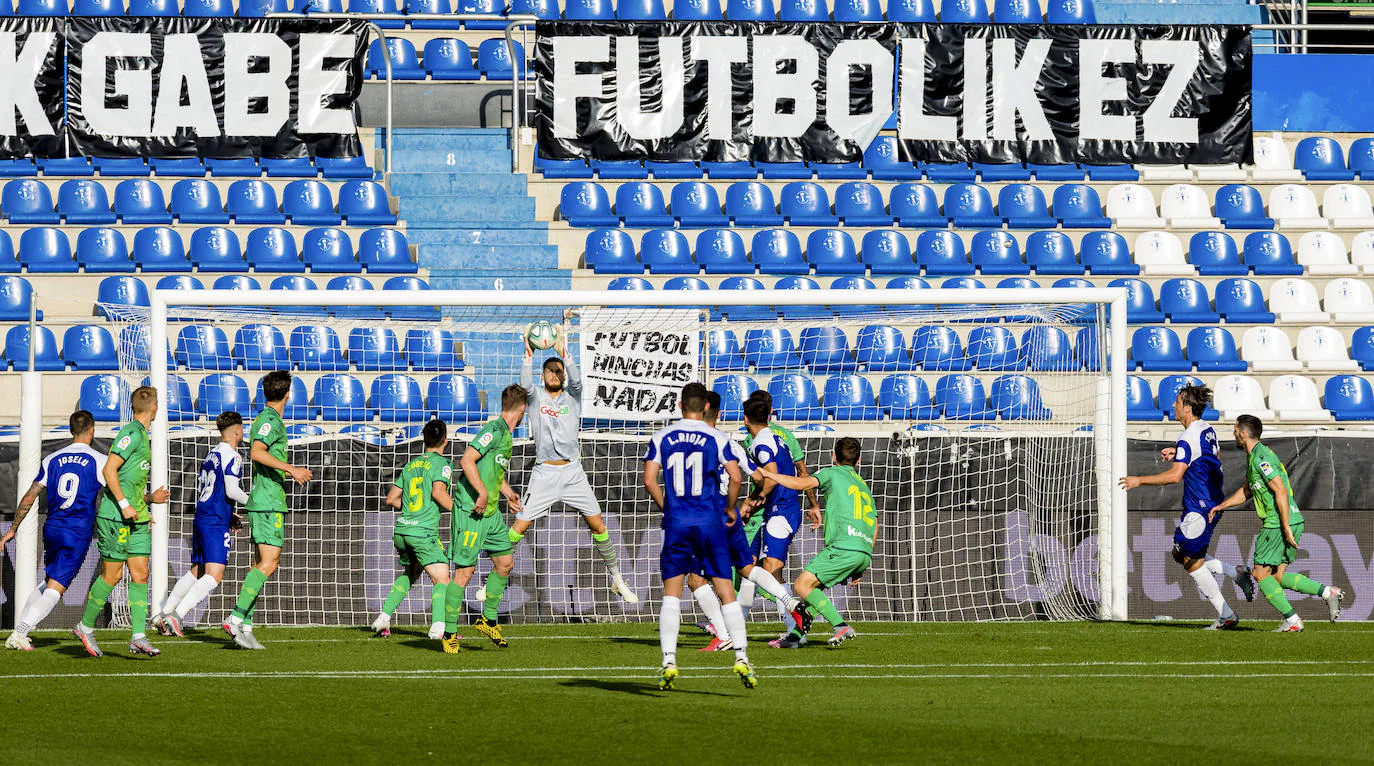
4, 670, 1374, 682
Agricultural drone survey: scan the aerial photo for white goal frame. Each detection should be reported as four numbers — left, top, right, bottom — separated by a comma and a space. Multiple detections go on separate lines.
140, 287, 1130, 622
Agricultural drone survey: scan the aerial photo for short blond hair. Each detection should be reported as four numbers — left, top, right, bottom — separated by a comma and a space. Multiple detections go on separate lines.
130, 385, 157, 415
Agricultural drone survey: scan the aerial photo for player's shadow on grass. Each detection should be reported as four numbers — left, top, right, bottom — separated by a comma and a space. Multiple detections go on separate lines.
1127, 620, 1259, 632
606, 636, 665, 648
558, 679, 730, 697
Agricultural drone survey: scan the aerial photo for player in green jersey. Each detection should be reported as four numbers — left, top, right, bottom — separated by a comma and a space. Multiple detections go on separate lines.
224, 371, 313, 649
442, 384, 528, 653
74, 386, 170, 658
759, 437, 875, 648
372, 419, 455, 642
1209, 415, 1344, 631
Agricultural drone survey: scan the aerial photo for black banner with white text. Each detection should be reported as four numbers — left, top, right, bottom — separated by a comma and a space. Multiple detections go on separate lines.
536, 21, 1252, 165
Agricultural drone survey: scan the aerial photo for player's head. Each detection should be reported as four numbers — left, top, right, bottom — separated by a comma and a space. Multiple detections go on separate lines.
130, 385, 158, 420
680, 382, 709, 417
262, 370, 293, 405
1233, 414, 1263, 448
747, 389, 774, 417
833, 437, 862, 467
1174, 384, 1212, 422
541, 356, 566, 393
703, 390, 722, 427
743, 397, 771, 428
68, 409, 95, 442
423, 418, 448, 451
501, 384, 529, 424
215, 411, 243, 447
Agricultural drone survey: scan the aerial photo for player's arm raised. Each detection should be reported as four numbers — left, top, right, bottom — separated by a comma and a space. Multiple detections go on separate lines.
792, 457, 822, 516
252, 440, 312, 485
1117, 459, 1186, 491
758, 467, 820, 494
460, 445, 488, 512
0, 481, 43, 546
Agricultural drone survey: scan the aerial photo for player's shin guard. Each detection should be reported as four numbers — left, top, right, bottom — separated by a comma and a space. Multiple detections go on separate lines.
80, 577, 115, 631
1188, 565, 1234, 620
659, 595, 681, 665
161, 572, 198, 618
430, 582, 447, 627
483, 574, 509, 622
381, 573, 413, 617
721, 601, 749, 663
16, 588, 61, 636
737, 579, 756, 609
802, 589, 846, 627
1279, 572, 1326, 596
231, 568, 269, 621
128, 582, 149, 638
444, 576, 464, 634
176, 575, 220, 620
692, 584, 728, 640
1258, 576, 1297, 619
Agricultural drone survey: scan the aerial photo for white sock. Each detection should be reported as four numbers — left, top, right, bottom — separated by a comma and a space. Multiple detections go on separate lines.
175, 575, 221, 620
16, 588, 61, 636
229, 614, 244, 627
737, 579, 756, 610
692, 584, 728, 641
1203, 556, 1241, 582
161, 572, 199, 617
659, 596, 680, 666
721, 601, 749, 663
1190, 566, 1234, 619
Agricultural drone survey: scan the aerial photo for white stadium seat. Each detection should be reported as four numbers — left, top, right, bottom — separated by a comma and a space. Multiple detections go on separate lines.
1241, 326, 1303, 372
1322, 184, 1374, 229
1324, 277, 1374, 324
1296, 231, 1357, 276
1105, 184, 1163, 228
1296, 326, 1359, 372
1252, 136, 1302, 182
1132, 231, 1193, 276
1159, 184, 1221, 229
1269, 184, 1327, 230
1268, 374, 1332, 421
1194, 161, 1247, 182
1269, 277, 1330, 323
1352, 231, 1374, 275
1138, 164, 1194, 182
1214, 374, 1275, 420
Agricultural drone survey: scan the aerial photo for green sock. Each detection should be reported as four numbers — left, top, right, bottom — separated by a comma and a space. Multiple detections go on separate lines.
232, 568, 270, 620
483, 573, 509, 622
803, 589, 846, 627
591, 530, 619, 574
508, 529, 524, 545
80, 577, 116, 630
128, 582, 149, 638
381, 573, 413, 616
430, 583, 447, 626
1258, 576, 1297, 619
1279, 572, 1326, 596
444, 576, 465, 634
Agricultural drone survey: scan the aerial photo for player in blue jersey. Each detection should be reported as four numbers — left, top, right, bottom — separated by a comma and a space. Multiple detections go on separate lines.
644, 382, 757, 691
3, 411, 106, 651
154, 412, 247, 638
1120, 385, 1253, 629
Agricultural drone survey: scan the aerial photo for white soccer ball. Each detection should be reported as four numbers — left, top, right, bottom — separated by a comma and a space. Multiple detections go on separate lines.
527, 320, 559, 351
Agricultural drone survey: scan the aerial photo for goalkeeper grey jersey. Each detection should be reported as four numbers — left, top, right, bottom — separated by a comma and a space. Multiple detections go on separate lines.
520, 354, 583, 463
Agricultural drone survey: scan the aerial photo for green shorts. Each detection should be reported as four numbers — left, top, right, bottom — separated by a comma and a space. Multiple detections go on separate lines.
450, 511, 512, 568
1254, 522, 1304, 568
95, 517, 151, 562
805, 546, 872, 589
246, 511, 285, 548
394, 532, 448, 569
743, 512, 765, 547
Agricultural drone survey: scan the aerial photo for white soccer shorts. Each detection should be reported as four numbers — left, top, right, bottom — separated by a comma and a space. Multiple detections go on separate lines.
516, 460, 603, 521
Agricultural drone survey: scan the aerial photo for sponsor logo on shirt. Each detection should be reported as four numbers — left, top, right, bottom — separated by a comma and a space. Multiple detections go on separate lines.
441, 465, 452, 479
478, 432, 493, 447
116, 435, 132, 450
139, 460, 150, 472
1259, 461, 1273, 473
496, 454, 510, 469
846, 525, 874, 545
258, 422, 272, 437
539, 404, 569, 417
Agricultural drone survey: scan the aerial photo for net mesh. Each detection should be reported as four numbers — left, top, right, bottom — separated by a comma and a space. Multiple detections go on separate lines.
100, 295, 1110, 626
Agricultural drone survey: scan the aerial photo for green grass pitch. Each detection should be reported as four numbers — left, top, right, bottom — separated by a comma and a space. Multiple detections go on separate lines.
3, 621, 1373, 764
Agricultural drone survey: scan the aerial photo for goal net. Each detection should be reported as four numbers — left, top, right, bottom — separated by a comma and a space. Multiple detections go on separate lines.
99, 287, 1126, 628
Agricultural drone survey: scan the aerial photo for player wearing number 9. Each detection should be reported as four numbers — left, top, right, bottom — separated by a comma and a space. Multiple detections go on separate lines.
4, 410, 106, 652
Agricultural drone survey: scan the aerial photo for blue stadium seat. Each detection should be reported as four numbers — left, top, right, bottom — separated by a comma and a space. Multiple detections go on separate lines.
880, 374, 937, 419
806, 230, 863, 276
1188, 231, 1245, 276
234, 324, 289, 370
1053, 184, 1110, 228
77, 228, 132, 273
215, 274, 258, 291
3, 325, 62, 371
37, 157, 92, 177
253, 375, 313, 420
73, 0, 121, 14
1021, 326, 1076, 371
1215, 278, 1275, 323
17, 0, 65, 16
285, 424, 326, 439
176, 325, 235, 371
326, 276, 380, 318
999, 185, 1055, 229
404, 0, 458, 28
112, 180, 171, 224
640, 230, 695, 274
752, 229, 807, 275
997, 277, 1040, 291
19, 228, 75, 273
831, 276, 877, 316
170, 180, 228, 223
835, 182, 891, 226
1126, 376, 1161, 420
359, 229, 414, 273
94, 275, 144, 317
297, 0, 343, 11
478, 39, 525, 80
1046, 0, 1093, 22
246, 228, 302, 273
1131, 327, 1190, 371
727, 0, 774, 18
150, 158, 205, 177
707, 330, 748, 371
339, 181, 396, 226
646, 161, 702, 180
916, 230, 972, 276
561, 182, 616, 227
701, 161, 755, 179
616, 182, 672, 227
595, 161, 649, 181
184, 0, 235, 14
0, 159, 36, 178
863, 137, 921, 181
970, 231, 1027, 275
862, 230, 918, 274
565, 0, 612, 17
156, 275, 203, 294
857, 325, 913, 371
671, 182, 727, 227
314, 374, 368, 421
1186, 327, 1246, 372
58, 180, 115, 224
282, 180, 340, 226
727, 182, 782, 226
457, 0, 507, 27
913, 326, 968, 371
349, 328, 405, 371
1074, 326, 1102, 371
372, 374, 426, 421
968, 326, 1023, 371
227, 180, 283, 224
935, 374, 992, 420
697, 229, 751, 274
890, 184, 945, 227
80, 375, 129, 421
712, 374, 759, 420
813, 161, 865, 180
720, 277, 772, 321
1326, 375, 1374, 420
800, 326, 856, 372
189, 227, 247, 273
944, 184, 999, 228
1027, 163, 1085, 181
994, 0, 1040, 22
367, 38, 425, 79
428, 374, 485, 422
1082, 164, 1138, 181
205, 158, 260, 177
825, 373, 879, 420
887, 0, 934, 19
756, 161, 812, 180
1080, 231, 1139, 276
0, 232, 25, 273
3, 180, 57, 224
1024, 231, 1080, 275
780, 0, 828, 20
1108, 277, 1165, 324
423, 38, 479, 80
781, 182, 837, 226
1160, 278, 1219, 323
1351, 138, 1374, 180
976, 162, 1031, 183
1215, 184, 1274, 229
926, 163, 976, 183
130, 227, 189, 272
1295, 137, 1355, 181
608, 276, 653, 293
768, 373, 824, 420
585, 229, 636, 274
317, 156, 374, 180
1354, 327, 1374, 370
773, 276, 828, 319
886, 276, 931, 291
290, 325, 348, 371
1243, 232, 1303, 275
1158, 375, 1218, 420
153, 375, 196, 422
991, 375, 1051, 420
673, 0, 722, 18
744, 328, 801, 370
260, 158, 317, 178
62, 325, 119, 370
405, 329, 462, 372
302, 228, 359, 273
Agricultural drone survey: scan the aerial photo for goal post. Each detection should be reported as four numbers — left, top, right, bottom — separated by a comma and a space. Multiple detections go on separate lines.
116, 286, 1129, 625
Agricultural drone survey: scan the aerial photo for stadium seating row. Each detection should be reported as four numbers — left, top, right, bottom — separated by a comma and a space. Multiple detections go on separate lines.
0, 155, 372, 180
0, 227, 412, 276
1127, 374, 1374, 422
367, 38, 524, 80
585, 227, 1373, 277
0, 179, 395, 227
90, 274, 440, 320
